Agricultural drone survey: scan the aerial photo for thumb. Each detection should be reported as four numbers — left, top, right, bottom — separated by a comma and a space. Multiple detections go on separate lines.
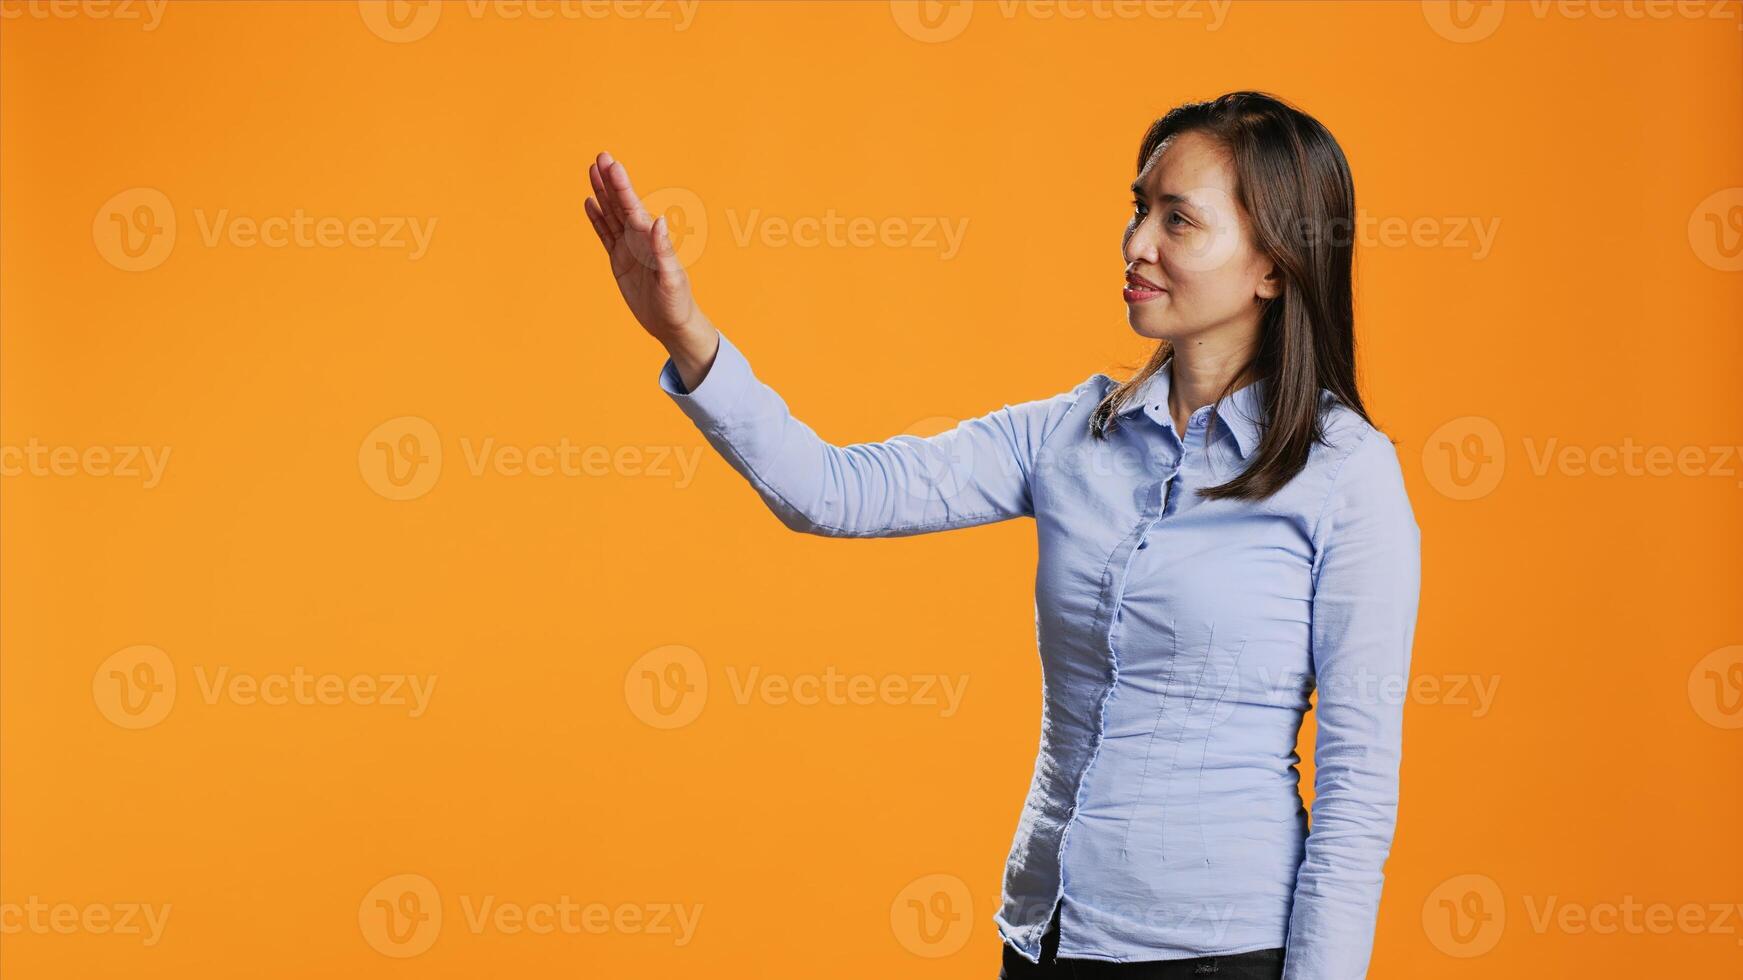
652, 215, 683, 277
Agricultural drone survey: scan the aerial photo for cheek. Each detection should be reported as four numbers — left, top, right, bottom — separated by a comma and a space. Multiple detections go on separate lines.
1159, 247, 1259, 311
1155, 256, 1219, 309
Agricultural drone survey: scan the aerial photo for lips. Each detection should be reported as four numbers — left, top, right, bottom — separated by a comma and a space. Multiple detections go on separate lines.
1122, 272, 1166, 305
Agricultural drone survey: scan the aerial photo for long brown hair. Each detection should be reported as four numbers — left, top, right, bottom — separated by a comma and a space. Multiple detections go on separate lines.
1090, 90, 1371, 501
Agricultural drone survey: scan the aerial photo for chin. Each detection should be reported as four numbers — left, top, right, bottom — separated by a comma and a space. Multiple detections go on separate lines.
1127, 313, 1176, 341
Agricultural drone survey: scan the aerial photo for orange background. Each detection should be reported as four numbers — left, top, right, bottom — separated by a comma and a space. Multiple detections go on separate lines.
3, 1, 1741, 977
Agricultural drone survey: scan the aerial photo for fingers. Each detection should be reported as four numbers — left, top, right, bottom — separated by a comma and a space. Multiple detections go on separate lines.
589, 159, 623, 238
591, 151, 673, 280
603, 156, 653, 232
596, 151, 630, 228
583, 195, 613, 250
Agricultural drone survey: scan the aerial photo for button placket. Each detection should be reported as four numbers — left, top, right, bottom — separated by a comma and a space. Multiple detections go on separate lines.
1059, 455, 1170, 930
1139, 469, 1175, 550
1180, 408, 1213, 477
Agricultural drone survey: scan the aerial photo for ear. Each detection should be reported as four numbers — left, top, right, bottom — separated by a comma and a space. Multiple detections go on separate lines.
1255, 262, 1283, 301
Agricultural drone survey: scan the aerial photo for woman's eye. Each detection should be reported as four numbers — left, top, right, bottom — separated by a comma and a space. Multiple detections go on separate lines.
1131, 199, 1147, 215
1167, 210, 1189, 227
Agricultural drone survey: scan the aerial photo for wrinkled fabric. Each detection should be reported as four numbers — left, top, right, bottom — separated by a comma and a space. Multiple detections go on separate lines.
659, 332, 1421, 979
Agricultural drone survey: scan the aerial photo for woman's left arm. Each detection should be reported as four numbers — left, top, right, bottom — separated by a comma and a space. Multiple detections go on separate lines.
1282, 426, 1424, 980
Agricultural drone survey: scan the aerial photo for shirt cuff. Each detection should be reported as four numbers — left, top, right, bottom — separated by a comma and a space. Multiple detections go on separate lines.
657, 330, 752, 432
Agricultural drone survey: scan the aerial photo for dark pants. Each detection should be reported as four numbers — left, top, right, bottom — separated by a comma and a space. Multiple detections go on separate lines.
1000, 903, 1285, 979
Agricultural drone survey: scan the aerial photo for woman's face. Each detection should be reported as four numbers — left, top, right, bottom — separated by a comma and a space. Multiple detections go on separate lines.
1122, 129, 1280, 344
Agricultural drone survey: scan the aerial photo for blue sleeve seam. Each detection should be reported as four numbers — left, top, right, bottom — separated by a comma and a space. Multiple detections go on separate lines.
1307, 425, 1377, 582
702, 417, 1008, 537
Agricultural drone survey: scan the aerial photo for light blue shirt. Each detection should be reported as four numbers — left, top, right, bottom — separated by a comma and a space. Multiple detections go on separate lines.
659, 331, 1421, 978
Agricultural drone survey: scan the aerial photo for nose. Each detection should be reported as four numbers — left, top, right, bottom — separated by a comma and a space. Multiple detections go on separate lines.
1124, 213, 1159, 266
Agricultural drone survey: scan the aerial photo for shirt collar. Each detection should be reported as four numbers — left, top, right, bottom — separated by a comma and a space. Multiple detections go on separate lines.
1118, 356, 1266, 460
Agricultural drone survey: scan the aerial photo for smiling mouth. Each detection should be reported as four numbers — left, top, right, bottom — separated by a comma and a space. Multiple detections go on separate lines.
1123, 273, 1166, 303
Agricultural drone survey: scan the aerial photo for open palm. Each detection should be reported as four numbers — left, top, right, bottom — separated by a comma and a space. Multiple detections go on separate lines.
584, 151, 698, 344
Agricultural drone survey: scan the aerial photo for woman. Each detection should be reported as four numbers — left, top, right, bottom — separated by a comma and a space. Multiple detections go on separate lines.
586, 91, 1421, 980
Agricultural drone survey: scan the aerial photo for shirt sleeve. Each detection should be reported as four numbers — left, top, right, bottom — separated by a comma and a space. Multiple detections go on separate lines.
1283, 426, 1423, 980
658, 330, 1084, 538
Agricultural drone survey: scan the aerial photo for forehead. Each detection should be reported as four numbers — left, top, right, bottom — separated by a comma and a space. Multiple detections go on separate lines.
1137, 130, 1236, 200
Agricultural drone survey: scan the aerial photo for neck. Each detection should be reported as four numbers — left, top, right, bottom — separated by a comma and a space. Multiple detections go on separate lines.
1165, 330, 1258, 438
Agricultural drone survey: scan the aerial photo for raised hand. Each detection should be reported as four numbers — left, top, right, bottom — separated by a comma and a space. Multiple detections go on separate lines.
585, 152, 710, 345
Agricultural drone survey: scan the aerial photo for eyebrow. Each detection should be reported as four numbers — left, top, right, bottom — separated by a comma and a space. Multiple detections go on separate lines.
1129, 180, 1190, 206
